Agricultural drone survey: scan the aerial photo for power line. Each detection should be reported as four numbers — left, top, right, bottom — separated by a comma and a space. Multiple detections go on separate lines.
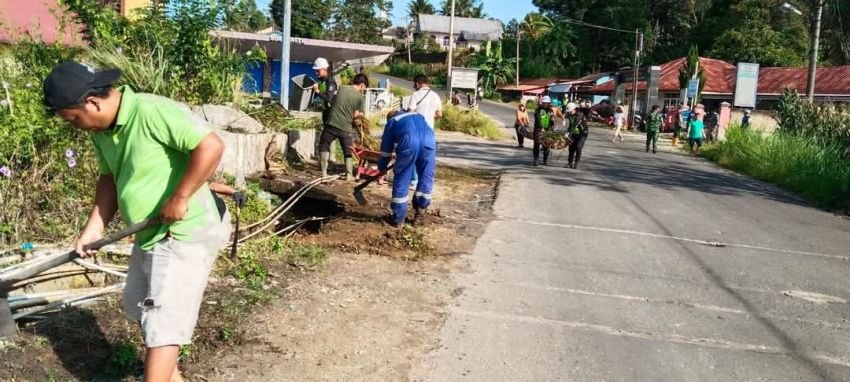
559, 17, 638, 35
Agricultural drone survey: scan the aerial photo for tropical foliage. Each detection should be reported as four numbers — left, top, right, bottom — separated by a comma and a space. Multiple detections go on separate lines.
439, 0, 487, 18
407, 0, 436, 20
473, 42, 516, 94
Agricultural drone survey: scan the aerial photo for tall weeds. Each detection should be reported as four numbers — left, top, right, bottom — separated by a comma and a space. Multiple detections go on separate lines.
437, 105, 504, 140
702, 126, 850, 211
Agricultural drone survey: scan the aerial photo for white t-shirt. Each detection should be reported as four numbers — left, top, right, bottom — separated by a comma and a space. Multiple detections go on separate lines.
406, 87, 442, 129
614, 112, 625, 128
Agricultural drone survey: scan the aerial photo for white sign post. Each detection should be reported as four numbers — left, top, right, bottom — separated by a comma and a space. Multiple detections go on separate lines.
734, 63, 760, 108
451, 67, 478, 89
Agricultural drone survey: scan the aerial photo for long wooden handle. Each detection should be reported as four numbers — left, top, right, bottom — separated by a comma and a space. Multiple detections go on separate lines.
0, 219, 157, 290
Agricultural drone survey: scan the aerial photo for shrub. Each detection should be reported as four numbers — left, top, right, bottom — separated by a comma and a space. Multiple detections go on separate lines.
437, 105, 503, 140
702, 126, 850, 210
775, 89, 850, 156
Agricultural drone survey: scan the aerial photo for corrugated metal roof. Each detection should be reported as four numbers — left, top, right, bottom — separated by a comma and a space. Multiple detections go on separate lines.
758, 66, 850, 95
0, 0, 84, 45
417, 14, 502, 41
591, 57, 736, 94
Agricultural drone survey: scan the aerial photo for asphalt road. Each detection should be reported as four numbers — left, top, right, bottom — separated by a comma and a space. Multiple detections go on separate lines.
404, 91, 850, 381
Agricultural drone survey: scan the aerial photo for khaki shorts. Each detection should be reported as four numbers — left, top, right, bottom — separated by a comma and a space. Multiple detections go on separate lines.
123, 213, 231, 348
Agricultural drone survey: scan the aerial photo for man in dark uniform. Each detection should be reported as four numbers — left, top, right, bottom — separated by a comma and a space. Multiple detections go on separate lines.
532, 96, 556, 167
311, 57, 338, 126
565, 102, 590, 169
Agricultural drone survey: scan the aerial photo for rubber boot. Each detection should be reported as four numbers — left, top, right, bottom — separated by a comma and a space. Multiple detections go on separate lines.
412, 208, 426, 226
344, 157, 354, 181
319, 152, 330, 177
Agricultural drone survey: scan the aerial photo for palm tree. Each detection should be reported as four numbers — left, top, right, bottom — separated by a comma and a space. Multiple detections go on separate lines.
407, 0, 435, 20
515, 13, 552, 85
475, 41, 516, 93
440, 0, 486, 18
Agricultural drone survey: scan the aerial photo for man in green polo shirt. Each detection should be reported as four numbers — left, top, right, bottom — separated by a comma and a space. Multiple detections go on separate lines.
43, 61, 231, 382
318, 72, 368, 180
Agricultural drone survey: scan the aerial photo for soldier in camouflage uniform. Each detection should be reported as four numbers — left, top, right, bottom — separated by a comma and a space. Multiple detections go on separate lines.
646, 105, 662, 154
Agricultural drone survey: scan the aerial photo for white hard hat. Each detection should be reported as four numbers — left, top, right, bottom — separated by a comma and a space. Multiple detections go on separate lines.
566, 102, 577, 112
542, 96, 551, 103
312, 57, 329, 70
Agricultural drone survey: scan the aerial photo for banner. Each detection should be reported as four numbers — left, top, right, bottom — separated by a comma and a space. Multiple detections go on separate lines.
734, 63, 760, 108
451, 67, 479, 89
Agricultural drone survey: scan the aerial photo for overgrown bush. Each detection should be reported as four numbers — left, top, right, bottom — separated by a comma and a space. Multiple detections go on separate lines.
702, 126, 850, 211
0, 42, 95, 245
437, 105, 503, 140
775, 89, 850, 156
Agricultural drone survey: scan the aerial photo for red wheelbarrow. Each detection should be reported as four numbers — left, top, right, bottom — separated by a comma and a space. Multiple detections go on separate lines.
351, 146, 392, 183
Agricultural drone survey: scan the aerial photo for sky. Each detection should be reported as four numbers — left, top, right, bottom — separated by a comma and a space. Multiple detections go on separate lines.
254, 0, 537, 26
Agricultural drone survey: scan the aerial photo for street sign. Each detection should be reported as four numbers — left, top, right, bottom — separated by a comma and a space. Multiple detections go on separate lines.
451, 67, 478, 89
734, 62, 760, 108
619, 67, 649, 83
687, 79, 699, 97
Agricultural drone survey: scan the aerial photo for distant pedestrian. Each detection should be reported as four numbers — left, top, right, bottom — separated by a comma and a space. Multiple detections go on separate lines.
741, 109, 751, 128
514, 103, 530, 148
704, 109, 719, 142
646, 105, 662, 153
688, 106, 706, 156
477, 86, 484, 102
451, 90, 461, 106
612, 106, 625, 143
675, 104, 691, 146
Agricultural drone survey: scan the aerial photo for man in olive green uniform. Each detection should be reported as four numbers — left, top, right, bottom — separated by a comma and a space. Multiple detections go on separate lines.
646, 105, 662, 154
319, 73, 368, 179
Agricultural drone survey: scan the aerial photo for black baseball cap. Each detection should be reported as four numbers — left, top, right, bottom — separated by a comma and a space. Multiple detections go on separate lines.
42, 61, 121, 112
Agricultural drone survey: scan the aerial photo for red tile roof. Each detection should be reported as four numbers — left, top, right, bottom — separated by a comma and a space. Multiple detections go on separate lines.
591, 57, 736, 94
0, 0, 84, 45
758, 66, 850, 95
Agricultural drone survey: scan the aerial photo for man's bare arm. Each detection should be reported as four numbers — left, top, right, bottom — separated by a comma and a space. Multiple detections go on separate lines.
75, 174, 119, 256
159, 133, 225, 224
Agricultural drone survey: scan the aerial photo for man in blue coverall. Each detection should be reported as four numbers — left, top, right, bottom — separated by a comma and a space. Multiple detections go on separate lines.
378, 111, 436, 227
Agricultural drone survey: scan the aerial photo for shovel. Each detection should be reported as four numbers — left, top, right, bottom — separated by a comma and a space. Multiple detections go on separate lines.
353, 165, 393, 206
0, 218, 157, 339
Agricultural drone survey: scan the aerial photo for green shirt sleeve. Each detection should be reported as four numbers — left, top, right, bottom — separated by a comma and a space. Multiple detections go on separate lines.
144, 102, 210, 153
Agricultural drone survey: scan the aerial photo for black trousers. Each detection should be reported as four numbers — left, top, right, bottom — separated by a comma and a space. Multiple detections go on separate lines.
318, 125, 353, 158
568, 134, 588, 165
532, 129, 550, 163
514, 124, 526, 146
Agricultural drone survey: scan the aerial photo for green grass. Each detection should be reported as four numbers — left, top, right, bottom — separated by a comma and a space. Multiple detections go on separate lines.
390, 85, 412, 97
437, 105, 503, 140
702, 126, 850, 211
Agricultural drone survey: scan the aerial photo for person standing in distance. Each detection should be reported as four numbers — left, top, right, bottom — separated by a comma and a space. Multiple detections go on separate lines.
319, 73, 368, 180
646, 105, 662, 153
43, 61, 231, 382
532, 96, 556, 166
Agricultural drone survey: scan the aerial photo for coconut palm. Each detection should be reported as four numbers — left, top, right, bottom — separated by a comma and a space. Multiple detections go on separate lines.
407, 0, 435, 20
514, 13, 552, 85
440, 0, 487, 18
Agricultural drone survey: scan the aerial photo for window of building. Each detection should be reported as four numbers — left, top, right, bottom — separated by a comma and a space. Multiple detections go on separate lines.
663, 93, 681, 107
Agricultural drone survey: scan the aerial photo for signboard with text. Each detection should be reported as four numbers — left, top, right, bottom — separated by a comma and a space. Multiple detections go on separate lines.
451, 67, 479, 89
687, 79, 700, 97
734, 63, 760, 108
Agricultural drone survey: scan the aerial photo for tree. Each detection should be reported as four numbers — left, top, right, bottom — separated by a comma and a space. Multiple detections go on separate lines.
708, 1, 807, 66
474, 41, 516, 92
224, 0, 269, 32
440, 0, 487, 18
678, 45, 706, 101
537, 20, 574, 62
329, 0, 392, 44
407, 0, 436, 20
270, 0, 333, 39
518, 13, 552, 55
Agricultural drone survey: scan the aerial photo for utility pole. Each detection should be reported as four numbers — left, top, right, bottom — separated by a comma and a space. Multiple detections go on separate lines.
445, 0, 456, 102
407, 17, 413, 64
515, 31, 520, 87
806, 0, 825, 103
280, 0, 291, 109
628, 29, 642, 130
